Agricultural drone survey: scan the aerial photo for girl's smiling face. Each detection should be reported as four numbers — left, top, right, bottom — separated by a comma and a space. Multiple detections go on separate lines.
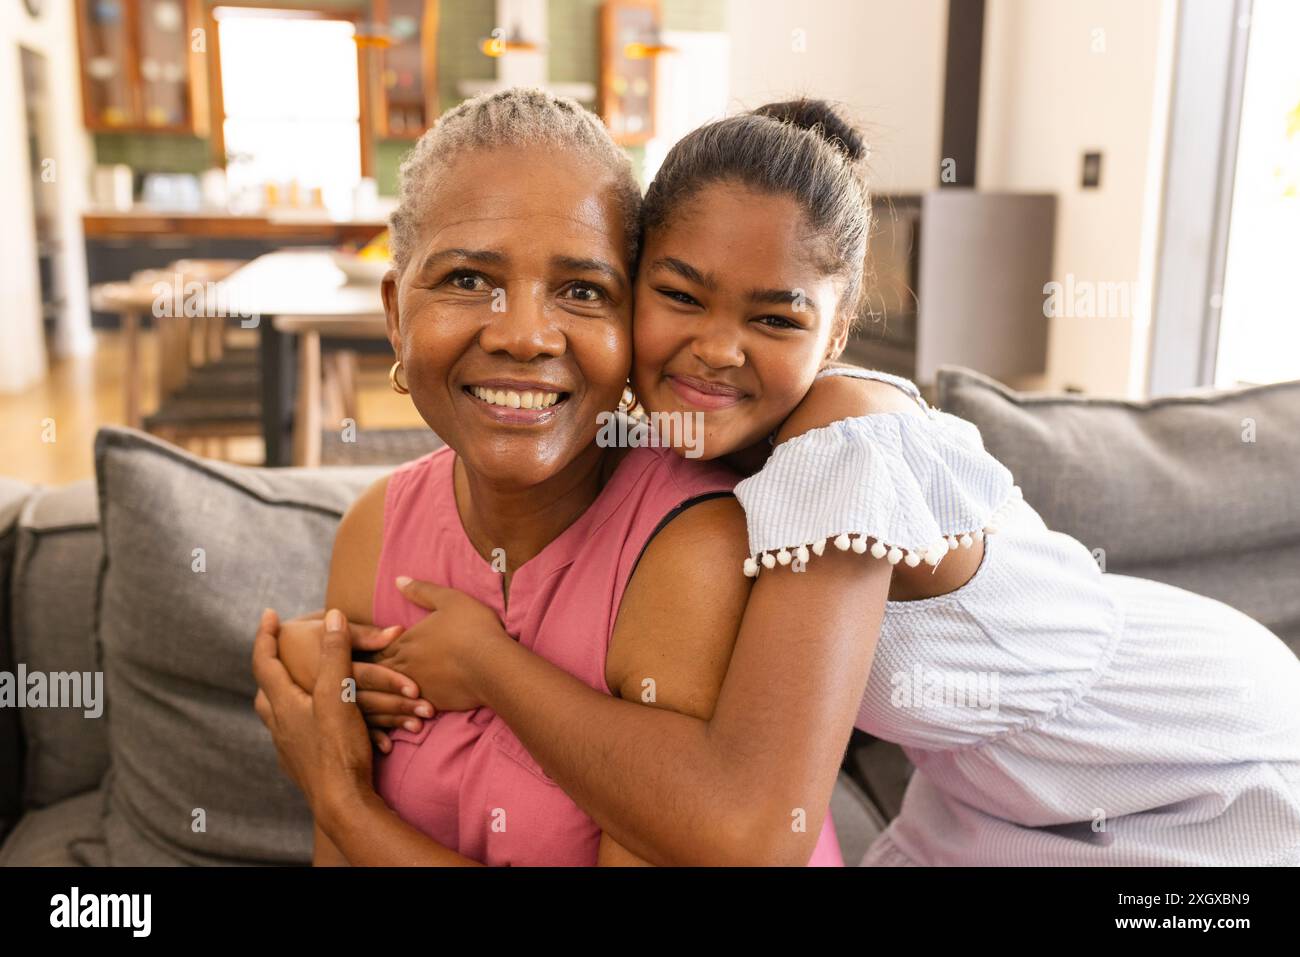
632, 182, 849, 460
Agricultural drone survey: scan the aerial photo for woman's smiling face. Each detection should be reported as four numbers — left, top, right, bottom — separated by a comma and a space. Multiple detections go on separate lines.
382, 145, 632, 487
632, 182, 847, 460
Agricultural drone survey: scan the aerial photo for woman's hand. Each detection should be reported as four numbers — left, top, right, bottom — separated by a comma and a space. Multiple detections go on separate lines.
252, 608, 375, 818
371, 577, 514, 713
255, 607, 483, 867
274, 609, 436, 754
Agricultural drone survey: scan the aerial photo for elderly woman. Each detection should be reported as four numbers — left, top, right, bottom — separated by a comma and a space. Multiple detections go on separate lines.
250, 89, 841, 866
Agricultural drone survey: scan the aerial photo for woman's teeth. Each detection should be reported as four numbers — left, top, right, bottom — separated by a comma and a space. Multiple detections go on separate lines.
470, 386, 562, 410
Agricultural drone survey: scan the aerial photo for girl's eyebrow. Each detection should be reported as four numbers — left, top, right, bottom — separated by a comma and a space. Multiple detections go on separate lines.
748, 287, 817, 311
652, 256, 815, 311
651, 256, 716, 290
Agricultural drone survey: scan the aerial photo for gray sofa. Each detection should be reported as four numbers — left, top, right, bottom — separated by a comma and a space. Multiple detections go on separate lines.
1, 366, 1297, 866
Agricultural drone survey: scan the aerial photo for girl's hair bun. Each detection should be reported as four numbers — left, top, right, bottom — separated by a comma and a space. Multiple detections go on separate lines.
751, 99, 867, 163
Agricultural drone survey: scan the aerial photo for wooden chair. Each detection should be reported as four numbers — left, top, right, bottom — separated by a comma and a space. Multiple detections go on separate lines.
92, 260, 263, 459
273, 315, 378, 467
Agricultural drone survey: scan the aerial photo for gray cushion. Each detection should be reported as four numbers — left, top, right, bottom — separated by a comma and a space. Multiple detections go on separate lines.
846, 733, 914, 822
9, 481, 109, 810
830, 771, 885, 866
936, 367, 1300, 651
0, 478, 31, 535
93, 426, 389, 865
0, 477, 35, 840
0, 788, 108, 866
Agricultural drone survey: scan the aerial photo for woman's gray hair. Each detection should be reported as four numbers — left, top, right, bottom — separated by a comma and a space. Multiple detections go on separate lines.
389, 88, 642, 271
641, 99, 872, 327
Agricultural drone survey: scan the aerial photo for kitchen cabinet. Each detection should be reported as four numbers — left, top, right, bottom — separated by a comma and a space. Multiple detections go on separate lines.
75, 0, 208, 134
600, 0, 660, 145
372, 0, 438, 140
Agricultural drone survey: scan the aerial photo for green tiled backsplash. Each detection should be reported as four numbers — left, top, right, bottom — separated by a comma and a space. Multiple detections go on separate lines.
94, 0, 721, 192
374, 139, 411, 197
93, 131, 211, 174
547, 0, 600, 94
436, 0, 498, 112
661, 0, 725, 32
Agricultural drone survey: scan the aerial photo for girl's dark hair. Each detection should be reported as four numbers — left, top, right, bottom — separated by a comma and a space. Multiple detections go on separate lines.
641, 98, 872, 327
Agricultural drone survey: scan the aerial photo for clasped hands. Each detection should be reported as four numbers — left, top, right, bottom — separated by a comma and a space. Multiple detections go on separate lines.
264, 578, 512, 754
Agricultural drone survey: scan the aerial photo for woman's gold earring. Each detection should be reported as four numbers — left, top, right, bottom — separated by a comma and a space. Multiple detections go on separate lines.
619, 382, 641, 415
389, 360, 410, 395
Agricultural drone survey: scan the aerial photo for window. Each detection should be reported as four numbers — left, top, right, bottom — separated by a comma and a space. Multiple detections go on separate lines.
215, 10, 362, 215
1214, 0, 1300, 386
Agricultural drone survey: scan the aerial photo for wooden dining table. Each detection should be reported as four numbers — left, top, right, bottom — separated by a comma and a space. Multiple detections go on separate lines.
215, 249, 389, 466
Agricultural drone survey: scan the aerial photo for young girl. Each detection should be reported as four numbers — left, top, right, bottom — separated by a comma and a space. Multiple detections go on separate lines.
366, 99, 1300, 866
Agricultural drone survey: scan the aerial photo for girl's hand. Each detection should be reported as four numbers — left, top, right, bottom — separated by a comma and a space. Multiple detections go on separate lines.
252, 608, 375, 816
274, 609, 436, 754
373, 577, 513, 713
278, 609, 399, 685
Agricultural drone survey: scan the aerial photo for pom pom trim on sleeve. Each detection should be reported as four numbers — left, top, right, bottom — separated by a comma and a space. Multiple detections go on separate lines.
734, 410, 1020, 578
741, 485, 1022, 577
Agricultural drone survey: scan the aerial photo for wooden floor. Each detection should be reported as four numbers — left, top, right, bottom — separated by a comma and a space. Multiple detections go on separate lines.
0, 330, 424, 487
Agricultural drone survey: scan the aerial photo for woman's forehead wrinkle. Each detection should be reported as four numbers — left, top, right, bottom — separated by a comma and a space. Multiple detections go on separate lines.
428, 172, 619, 224
405, 161, 628, 275
420, 207, 623, 258
572, 191, 619, 229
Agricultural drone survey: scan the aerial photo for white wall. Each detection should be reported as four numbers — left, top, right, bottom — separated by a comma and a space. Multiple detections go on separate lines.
0, 1, 94, 395
980, 0, 1176, 397
726, 0, 1176, 397
726, 0, 948, 194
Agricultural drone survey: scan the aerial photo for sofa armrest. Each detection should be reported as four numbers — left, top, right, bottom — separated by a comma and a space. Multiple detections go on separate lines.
9, 481, 108, 815
0, 477, 36, 842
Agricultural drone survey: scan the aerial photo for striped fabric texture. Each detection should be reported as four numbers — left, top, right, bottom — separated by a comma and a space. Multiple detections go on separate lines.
742, 366, 1300, 865
735, 369, 1019, 570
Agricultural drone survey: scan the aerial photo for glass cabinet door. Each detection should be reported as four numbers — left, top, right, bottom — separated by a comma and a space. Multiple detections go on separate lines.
136, 0, 191, 129
376, 0, 434, 138
78, 0, 138, 128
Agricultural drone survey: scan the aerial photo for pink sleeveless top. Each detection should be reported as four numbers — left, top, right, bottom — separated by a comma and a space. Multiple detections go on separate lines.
371, 443, 842, 866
